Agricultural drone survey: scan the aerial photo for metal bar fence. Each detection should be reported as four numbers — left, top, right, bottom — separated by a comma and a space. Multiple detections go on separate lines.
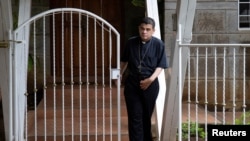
178, 43, 250, 141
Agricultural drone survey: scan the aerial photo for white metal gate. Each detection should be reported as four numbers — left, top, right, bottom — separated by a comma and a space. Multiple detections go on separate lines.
13, 8, 121, 141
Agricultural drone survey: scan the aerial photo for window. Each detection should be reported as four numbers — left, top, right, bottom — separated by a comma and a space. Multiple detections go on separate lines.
239, 0, 250, 29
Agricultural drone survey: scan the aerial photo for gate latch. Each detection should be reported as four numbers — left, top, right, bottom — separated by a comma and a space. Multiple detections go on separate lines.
0, 40, 24, 48
0, 42, 9, 48
111, 68, 120, 80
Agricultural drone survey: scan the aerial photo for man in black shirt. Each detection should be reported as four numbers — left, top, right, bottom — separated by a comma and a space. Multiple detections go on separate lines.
120, 17, 168, 141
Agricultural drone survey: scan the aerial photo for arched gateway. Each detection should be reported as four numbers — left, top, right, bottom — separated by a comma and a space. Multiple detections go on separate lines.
12, 8, 122, 141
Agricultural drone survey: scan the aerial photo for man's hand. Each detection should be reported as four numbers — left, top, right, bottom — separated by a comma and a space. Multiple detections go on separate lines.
139, 67, 163, 90
140, 77, 153, 90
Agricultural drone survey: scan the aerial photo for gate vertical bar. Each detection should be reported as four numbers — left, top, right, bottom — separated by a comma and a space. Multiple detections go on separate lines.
70, 11, 74, 141
78, 12, 83, 141
86, 15, 90, 141
94, 18, 98, 141
214, 47, 218, 124
233, 47, 236, 124
52, 11, 57, 141
195, 47, 199, 140
60, 11, 65, 141
42, 15, 47, 141
33, 20, 38, 141
116, 28, 121, 141
204, 47, 208, 141
177, 24, 182, 141
101, 22, 105, 141
222, 47, 226, 124
109, 28, 113, 141
178, 45, 182, 141
242, 47, 246, 124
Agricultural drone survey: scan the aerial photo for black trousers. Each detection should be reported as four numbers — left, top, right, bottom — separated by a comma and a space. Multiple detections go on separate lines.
124, 76, 159, 141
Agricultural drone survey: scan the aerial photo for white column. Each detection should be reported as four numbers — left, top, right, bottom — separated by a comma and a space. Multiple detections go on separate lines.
13, 0, 31, 140
0, 0, 13, 141
145, 0, 166, 139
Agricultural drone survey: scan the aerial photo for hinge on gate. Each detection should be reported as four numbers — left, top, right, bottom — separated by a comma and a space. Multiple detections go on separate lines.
0, 40, 24, 48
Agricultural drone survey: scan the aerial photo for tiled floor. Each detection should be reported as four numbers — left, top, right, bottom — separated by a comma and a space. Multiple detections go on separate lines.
181, 103, 246, 124
26, 85, 129, 141
0, 87, 248, 141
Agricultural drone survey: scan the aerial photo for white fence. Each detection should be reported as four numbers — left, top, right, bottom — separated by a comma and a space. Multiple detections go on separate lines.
178, 43, 250, 141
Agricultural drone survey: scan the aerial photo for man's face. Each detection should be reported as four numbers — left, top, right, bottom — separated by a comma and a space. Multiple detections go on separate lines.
138, 23, 155, 42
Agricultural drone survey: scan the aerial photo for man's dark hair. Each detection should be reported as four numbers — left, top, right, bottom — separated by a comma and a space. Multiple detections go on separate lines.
139, 17, 155, 28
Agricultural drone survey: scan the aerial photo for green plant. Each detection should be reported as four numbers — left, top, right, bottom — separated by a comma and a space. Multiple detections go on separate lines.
28, 54, 34, 72
235, 111, 250, 125
131, 0, 144, 7
179, 122, 206, 140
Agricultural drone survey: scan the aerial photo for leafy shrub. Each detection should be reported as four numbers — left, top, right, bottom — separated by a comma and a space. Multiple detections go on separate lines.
235, 111, 250, 125
180, 122, 206, 139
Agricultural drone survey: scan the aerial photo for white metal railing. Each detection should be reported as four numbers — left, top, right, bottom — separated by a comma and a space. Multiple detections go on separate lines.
178, 41, 250, 141
12, 8, 121, 141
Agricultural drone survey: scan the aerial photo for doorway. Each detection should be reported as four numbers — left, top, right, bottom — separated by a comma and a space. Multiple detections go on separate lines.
50, 0, 123, 83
